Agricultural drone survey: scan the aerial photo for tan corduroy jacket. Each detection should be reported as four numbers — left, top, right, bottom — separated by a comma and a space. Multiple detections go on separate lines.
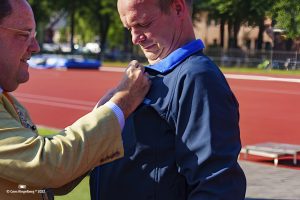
0, 92, 124, 200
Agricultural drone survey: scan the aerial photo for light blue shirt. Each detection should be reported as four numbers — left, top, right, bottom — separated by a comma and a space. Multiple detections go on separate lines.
0, 86, 2, 94
104, 101, 125, 130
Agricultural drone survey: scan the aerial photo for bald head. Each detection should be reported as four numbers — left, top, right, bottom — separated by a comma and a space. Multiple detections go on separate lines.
117, 0, 192, 14
0, 0, 33, 24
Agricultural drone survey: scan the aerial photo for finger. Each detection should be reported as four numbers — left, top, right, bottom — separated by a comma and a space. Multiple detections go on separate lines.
126, 60, 140, 74
129, 60, 139, 68
138, 64, 145, 73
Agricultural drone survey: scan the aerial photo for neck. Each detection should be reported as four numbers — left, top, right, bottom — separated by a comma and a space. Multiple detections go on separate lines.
167, 25, 196, 61
182, 18, 196, 44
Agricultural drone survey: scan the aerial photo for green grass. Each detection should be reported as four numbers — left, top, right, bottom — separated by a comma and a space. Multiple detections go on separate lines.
103, 61, 300, 76
55, 177, 90, 200
103, 61, 148, 68
37, 127, 58, 136
220, 67, 300, 76
37, 127, 90, 200
102, 61, 130, 68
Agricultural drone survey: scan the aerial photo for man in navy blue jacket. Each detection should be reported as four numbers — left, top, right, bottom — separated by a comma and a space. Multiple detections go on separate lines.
90, 0, 247, 199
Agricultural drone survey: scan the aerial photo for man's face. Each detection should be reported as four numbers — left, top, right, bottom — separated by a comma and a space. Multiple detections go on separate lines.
0, 0, 40, 92
118, 0, 183, 64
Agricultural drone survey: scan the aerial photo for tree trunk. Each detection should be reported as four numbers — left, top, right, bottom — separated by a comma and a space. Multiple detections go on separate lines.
123, 28, 133, 60
227, 21, 233, 48
233, 20, 240, 48
257, 18, 264, 50
220, 17, 225, 48
100, 14, 110, 53
70, 1, 75, 53
97, 13, 110, 59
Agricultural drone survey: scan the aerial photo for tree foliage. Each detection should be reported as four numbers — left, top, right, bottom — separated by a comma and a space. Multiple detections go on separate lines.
28, 0, 300, 52
194, 0, 275, 49
271, 0, 300, 39
44, 0, 122, 53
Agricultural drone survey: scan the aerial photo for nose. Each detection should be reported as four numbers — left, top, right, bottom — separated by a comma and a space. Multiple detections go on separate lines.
131, 28, 146, 45
28, 37, 40, 54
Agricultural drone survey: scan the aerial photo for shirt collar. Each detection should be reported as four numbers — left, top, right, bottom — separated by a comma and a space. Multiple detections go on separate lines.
0, 86, 3, 95
145, 39, 205, 73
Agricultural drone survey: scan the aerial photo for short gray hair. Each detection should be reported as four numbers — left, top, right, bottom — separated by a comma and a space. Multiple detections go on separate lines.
158, 0, 193, 13
0, 0, 12, 24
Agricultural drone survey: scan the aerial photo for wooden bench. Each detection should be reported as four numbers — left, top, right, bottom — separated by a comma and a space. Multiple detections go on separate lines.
240, 142, 300, 166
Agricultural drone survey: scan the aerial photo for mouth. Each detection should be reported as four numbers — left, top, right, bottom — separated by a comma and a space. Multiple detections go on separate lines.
142, 44, 157, 51
20, 57, 30, 63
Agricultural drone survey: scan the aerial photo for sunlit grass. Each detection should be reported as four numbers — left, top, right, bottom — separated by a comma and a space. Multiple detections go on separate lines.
220, 67, 300, 76
55, 177, 90, 200
37, 127, 58, 136
103, 61, 300, 76
37, 127, 90, 200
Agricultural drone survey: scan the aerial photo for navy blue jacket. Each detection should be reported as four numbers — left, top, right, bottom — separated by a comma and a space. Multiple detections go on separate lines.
90, 40, 246, 200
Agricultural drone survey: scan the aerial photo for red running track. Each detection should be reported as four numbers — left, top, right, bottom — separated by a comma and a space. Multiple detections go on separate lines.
227, 78, 300, 146
15, 69, 123, 128
14, 68, 300, 150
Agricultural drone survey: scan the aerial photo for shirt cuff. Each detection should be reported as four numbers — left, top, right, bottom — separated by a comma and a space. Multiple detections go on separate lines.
104, 101, 125, 130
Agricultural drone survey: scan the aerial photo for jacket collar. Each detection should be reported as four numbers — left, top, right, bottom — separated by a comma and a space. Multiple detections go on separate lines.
145, 39, 205, 73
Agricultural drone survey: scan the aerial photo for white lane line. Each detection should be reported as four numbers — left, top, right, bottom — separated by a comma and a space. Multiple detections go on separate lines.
17, 97, 92, 111
225, 74, 300, 83
232, 86, 300, 95
100, 67, 300, 83
14, 93, 95, 106
100, 67, 126, 72
13, 93, 95, 111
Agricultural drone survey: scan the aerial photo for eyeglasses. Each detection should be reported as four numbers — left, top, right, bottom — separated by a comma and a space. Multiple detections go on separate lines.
0, 26, 37, 42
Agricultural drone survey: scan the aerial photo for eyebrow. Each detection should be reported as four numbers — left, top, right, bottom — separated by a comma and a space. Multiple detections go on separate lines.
23, 27, 35, 32
0, 26, 30, 34
124, 15, 151, 29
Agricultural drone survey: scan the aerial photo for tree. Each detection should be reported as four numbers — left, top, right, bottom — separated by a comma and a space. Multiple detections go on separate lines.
193, 0, 226, 48
28, 0, 54, 44
271, 0, 300, 39
193, 0, 275, 50
48, 0, 89, 52
73, 0, 124, 58
246, 0, 274, 50
84, 0, 119, 55
194, 0, 248, 49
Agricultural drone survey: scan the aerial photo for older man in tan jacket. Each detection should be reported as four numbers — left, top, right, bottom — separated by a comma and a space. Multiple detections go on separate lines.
0, 0, 150, 199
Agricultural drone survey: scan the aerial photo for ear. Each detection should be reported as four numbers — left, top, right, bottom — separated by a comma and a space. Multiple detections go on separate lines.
172, 0, 186, 18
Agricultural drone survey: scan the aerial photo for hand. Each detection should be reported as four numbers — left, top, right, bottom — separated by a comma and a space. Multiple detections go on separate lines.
109, 60, 151, 118
95, 88, 116, 108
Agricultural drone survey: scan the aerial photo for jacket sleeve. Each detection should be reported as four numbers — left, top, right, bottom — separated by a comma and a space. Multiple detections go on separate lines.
0, 104, 124, 188
170, 68, 246, 200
